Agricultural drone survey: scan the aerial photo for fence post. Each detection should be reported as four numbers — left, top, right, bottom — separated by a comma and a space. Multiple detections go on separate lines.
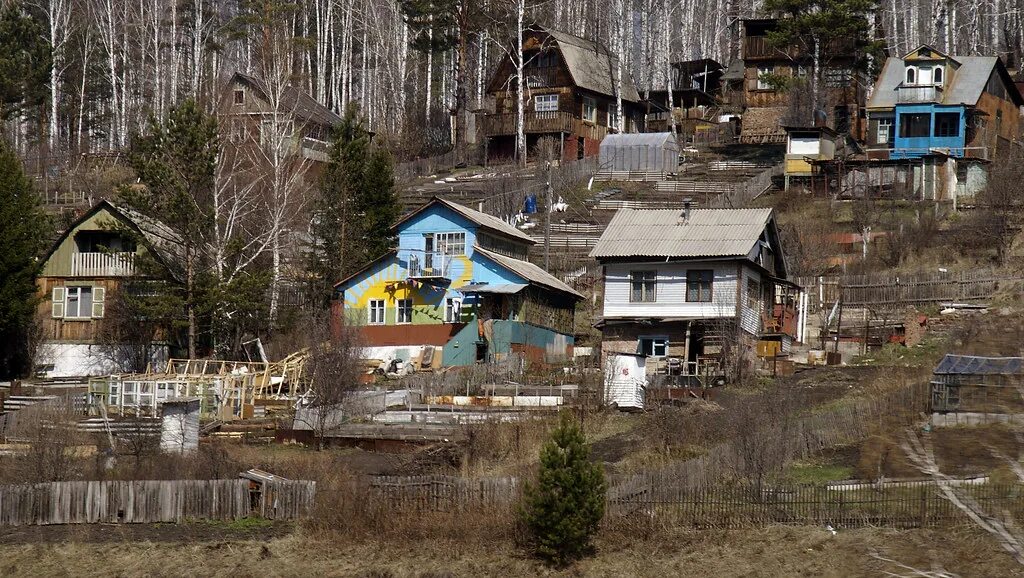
919, 487, 928, 528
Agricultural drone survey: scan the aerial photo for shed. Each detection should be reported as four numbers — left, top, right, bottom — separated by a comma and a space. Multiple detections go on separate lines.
598, 132, 679, 176
604, 353, 648, 410
931, 354, 1024, 414
160, 397, 200, 453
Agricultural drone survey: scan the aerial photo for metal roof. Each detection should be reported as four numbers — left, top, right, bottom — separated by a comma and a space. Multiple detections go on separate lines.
599, 132, 679, 148
459, 283, 529, 295
545, 29, 641, 102
867, 55, 1000, 109
590, 208, 773, 259
393, 197, 536, 245
233, 72, 343, 128
934, 354, 1024, 375
473, 246, 583, 299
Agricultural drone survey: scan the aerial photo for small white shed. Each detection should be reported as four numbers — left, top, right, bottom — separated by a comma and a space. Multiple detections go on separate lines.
598, 132, 680, 176
604, 353, 648, 410
160, 397, 200, 453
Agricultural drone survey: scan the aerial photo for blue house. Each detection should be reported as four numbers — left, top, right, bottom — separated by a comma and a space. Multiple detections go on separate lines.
334, 197, 582, 369
865, 45, 1022, 160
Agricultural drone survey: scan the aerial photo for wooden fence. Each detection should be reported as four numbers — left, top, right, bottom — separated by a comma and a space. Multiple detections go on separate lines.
0, 479, 315, 526
796, 269, 1022, 310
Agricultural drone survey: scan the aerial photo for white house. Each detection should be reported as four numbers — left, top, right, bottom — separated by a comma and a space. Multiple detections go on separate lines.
590, 205, 804, 385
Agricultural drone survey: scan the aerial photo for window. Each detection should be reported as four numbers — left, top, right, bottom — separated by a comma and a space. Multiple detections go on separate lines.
436, 232, 466, 256
396, 299, 413, 324
629, 271, 657, 302
231, 121, 247, 143
66, 286, 92, 318
756, 65, 774, 90
933, 66, 943, 85
876, 118, 894, 144
934, 112, 960, 137
444, 298, 462, 323
582, 96, 597, 123
233, 89, 245, 105
535, 94, 558, 112
899, 113, 930, 138
746, 278, 761, 310
795, 64, 808, 78
532, 51, 557, 68
906, 66, 916, 84
638, 337, 668, 357
608, 109, 620, 131
686, 270, 713, 302
368, 299, 385, 325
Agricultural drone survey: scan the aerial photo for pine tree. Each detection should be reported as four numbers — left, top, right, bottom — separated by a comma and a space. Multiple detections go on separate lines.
522, 411, 606, 566
0, 4, 50, 121
0, 138, 50, 377
360, 147, 400, 262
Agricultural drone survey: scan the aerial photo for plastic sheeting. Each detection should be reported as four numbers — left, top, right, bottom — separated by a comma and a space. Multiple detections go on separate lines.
598, 132, 680, 173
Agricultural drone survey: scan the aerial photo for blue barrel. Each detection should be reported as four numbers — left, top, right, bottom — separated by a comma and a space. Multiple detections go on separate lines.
524, 194, 537, 214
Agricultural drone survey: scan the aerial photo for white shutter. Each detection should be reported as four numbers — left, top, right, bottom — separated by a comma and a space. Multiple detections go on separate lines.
51, 287, 65, 318
92, 286, 106, 318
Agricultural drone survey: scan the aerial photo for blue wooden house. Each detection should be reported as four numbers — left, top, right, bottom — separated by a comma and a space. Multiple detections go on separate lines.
334, 197, 582, 368
865, 45, 1022, 160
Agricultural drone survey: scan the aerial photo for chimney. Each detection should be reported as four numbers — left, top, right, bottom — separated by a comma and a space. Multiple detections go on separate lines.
682, 198, 692, 222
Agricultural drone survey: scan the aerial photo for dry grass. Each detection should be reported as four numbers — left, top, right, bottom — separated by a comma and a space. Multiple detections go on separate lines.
0, 524, 1020, 577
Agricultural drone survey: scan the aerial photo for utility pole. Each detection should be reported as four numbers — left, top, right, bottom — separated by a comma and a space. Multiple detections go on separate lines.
544, 161, 553, 270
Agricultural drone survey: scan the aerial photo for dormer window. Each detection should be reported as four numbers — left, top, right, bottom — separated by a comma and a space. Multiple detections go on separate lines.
906, 67, 917, 84
234, 89, 245, 105
933, 66, 943, 85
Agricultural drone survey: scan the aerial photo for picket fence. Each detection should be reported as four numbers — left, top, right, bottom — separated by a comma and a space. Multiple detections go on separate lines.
0, 479, 315, 526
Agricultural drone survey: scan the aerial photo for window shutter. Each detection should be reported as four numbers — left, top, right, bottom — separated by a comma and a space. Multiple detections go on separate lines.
51, 287, 65, 318
92, 286, 106, 318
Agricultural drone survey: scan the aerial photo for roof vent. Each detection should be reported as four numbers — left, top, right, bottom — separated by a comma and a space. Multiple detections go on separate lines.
681, 198, 692, 223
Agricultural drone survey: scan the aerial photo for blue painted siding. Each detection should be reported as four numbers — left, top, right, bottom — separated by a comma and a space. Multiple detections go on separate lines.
442, 320, 575, 367
892, 104, 966, 159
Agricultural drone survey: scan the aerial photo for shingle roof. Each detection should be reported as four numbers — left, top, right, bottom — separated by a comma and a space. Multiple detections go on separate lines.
473, 246, 583, 299
867, 55, 1008, 109
394, 197, 536, 245
233, 72, 343, 128
934, 354, 1024, 375
590, 208, 774, 259
544, 28, 641, 102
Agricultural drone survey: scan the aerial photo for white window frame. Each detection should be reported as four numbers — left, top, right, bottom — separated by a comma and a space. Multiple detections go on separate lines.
582, 96, 597, 123
535, 94, 558, 113
396, 299, 413, 324
435, 232, 466, 256
638, 337, 669, 357
64, 286, 94, 320
368, 299, 386, 325
756, 65, 774, 90
933, 66, 943, 86
877, 118, 893, 144
906, 66, 917, 84
444, 298, 462, 323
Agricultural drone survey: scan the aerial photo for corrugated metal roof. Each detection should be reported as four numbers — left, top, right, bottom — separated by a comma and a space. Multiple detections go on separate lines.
934, 354, 1024, 375
599, 132, 679, 148
866, 55, 999, 109
590, 208, 773, 259
437, 198, 537, 245
473, 247, 583, 299
459, 283, 528, 294
546, 29, 641, 102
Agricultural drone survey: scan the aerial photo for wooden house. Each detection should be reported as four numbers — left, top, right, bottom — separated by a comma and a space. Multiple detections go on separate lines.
334, 198, 583, 368
483, 26, 643, 163
736, 18, 866, 144
782, 125, 846, 189
34, 201, 180, 378
590, 205, 803, 386
643, 59, 725, 141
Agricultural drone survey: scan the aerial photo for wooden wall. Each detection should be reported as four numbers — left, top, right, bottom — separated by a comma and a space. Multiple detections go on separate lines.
36, 278, 122, 343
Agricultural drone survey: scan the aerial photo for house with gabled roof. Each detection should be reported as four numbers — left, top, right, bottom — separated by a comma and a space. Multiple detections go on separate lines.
483, 26, 643, 163
334, 197, 582, 369
34, 200, 181, 378
590, 204, 803, 386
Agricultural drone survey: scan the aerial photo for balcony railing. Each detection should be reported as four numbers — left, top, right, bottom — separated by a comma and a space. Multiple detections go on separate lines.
482, 111, 577, 137
897, 84, 941, 103
866, 145, 989, 160
71, 252, 136, 277
407, 253, 450, 280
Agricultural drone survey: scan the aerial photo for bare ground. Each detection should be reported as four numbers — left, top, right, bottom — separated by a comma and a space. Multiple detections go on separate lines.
0, 524, 1019, 577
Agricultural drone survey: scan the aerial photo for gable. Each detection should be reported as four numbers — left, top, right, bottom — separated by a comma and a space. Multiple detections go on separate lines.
41, 206, 131, 277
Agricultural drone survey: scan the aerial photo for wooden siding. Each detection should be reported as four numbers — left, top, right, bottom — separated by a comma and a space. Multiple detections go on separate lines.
36, 278, 122, 343
603, 261, 740, 320
41, 208, 145, 278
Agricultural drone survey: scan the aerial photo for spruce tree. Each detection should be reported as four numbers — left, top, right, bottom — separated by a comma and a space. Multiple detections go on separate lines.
360, 147, 400, 262
522, 411, 606, 566
0, 138, 50, 377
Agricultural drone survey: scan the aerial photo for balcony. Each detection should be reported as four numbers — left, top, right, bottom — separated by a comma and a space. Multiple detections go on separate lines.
897, 84, 941, 103
71, 252, 136, 277
482, 111, 577, 137
407, 253, 450, 282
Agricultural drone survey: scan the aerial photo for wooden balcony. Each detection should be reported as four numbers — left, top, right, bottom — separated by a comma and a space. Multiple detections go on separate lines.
897, 84, 942, 103
71, 252, 136, 277
483, 111, 576, 137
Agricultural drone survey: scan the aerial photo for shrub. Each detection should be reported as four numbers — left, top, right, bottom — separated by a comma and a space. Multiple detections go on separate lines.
520, 411, 605, 566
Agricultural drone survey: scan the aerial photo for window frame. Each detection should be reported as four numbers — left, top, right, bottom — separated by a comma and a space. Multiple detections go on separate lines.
933, 66, 943, 85
582, 96, 597, 123
899, 113, 931, 138
638, 336, 669, 358
396, 298, 413, 324
934, 112, 960, 138
686, 270, 714, 303
756, 65, 774, 90
629, 270, 657, 303
368, 299, 386, 325
64, 286, 94, 320
444, 297, 462, 323
906, 66, 917, 84
746, 278, 761, 310
233, 89, 245, 105
876, 118, 894, 144
534, 94, 559, 113
435, 232, 466, 257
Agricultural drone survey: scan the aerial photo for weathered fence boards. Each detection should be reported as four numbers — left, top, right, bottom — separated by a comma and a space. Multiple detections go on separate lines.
0, 479, 315, 526
372, 475, 519, 511
797, 269, 1022, 309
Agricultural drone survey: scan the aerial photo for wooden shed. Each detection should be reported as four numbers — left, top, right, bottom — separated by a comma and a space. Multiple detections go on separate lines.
931, 354, 1024, 414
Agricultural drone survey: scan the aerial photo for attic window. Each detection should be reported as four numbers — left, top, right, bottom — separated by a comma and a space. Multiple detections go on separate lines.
234, 89, 245, 105
933, 66, 943, 85
906, 67, 917, 84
